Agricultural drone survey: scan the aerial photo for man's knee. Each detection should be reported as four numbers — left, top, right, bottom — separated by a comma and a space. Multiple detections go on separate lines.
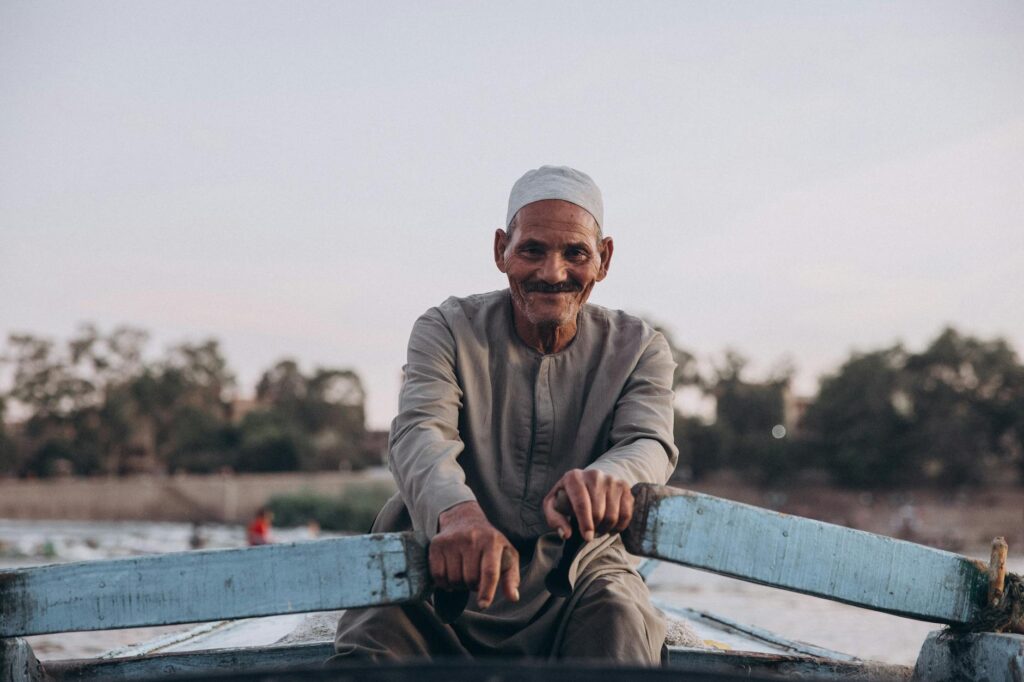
331, 603, 468, 663
558, 576, 666, 663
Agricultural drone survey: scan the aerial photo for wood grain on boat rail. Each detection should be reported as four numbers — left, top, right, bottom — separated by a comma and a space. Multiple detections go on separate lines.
623, 484, 990, 625
0, 533, 428, 637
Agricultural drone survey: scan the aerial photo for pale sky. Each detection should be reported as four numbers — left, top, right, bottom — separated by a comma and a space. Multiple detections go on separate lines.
2, 1, 1022, 429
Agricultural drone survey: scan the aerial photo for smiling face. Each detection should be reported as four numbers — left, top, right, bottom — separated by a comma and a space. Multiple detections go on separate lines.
494, 199, 613, 336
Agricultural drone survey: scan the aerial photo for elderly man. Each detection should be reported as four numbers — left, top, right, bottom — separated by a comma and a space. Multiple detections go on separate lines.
333, 166, 677, 662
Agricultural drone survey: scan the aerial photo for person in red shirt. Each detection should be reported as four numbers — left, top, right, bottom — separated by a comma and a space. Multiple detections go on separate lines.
246, 507, 273, 546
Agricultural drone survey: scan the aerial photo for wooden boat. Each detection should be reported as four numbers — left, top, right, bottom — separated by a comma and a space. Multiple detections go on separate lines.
2, 484, 1021, 681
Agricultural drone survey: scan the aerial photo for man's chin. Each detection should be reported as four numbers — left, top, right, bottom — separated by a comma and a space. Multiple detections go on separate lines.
522, 304, 577, 328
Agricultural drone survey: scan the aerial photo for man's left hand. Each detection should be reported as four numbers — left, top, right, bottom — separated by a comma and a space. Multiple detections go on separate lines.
541, 469, 634, 543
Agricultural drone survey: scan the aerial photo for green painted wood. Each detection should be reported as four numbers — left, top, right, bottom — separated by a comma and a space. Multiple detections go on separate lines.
0, 533, 428, 637
623, 484, 989, 625
912, 631, 1024, 682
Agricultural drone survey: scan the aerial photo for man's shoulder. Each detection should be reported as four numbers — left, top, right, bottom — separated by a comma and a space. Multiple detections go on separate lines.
415, 290, 508, 340
580, 301, 660, 344
433, 289, 508, 320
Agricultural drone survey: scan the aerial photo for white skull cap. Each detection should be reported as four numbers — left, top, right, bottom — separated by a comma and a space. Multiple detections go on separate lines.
506, 165, 603, 229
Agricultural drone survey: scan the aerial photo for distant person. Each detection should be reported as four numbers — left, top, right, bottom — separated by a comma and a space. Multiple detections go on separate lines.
246, 507, 273, 546
189, 522, 207, 550
333, 166, 676, 663
306, 519, 321, 540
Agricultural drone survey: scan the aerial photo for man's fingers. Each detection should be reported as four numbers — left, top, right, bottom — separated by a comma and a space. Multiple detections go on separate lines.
429, 544, 449, 590
586, 474, 608, 533
499, 546, 520, 602
600, 487, 621, 534
615, 486, 635, 532
462, 549, 481, 591
476, 545, 502, 609
542, 488, 572, 539
564, 479, 594, 541
444, 551, 464, 588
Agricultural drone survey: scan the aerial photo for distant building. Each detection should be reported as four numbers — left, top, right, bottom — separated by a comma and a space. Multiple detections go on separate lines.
228, 397, 259, 423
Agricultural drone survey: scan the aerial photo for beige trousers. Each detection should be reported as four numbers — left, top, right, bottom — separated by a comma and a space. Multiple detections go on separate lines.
332, 570, 666, 664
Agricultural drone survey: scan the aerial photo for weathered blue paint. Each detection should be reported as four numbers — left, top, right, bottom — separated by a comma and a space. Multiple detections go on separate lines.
0, 533, 428, 637
45, 642, 335, 681
1, 637, 46, 682
655, 601, 859, 661
45, 641, 912, 682
667, 647, 912, 680
912, 631, 1024, 681
624, 485, 989, 625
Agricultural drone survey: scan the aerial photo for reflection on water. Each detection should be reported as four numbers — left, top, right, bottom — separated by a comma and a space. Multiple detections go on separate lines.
2, 519, 1020, 665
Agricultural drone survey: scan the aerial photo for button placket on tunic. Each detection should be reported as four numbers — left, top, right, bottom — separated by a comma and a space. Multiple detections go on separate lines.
521, 356, 554, 525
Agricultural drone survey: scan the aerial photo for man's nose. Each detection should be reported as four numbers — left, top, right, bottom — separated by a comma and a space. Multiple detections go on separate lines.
538, 254, 568, 283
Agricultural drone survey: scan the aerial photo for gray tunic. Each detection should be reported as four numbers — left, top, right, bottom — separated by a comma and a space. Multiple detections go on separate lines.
337, 289, 677, 659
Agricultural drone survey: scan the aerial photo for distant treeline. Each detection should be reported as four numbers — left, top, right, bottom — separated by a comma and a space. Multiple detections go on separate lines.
0, 325, 376, 477
1, 324, 1022, 488
665, 326, 1024, 487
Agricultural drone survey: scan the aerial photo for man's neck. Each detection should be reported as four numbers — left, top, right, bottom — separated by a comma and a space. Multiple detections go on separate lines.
512, 311, 578, 355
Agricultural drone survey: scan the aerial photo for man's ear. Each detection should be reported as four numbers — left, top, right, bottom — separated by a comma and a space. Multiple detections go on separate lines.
494, 228, 510, 273
596, 236, 614, 281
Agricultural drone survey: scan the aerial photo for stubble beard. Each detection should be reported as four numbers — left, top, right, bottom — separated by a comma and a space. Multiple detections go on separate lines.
512, 289, 579, 329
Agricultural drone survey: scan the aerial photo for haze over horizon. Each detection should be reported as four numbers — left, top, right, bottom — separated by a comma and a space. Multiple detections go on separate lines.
2, 2, 1022, 429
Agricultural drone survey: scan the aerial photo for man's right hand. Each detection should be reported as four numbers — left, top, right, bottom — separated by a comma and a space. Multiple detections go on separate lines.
431, 501, 520, 610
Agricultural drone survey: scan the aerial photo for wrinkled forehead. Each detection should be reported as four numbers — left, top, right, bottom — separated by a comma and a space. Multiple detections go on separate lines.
508, 200, 602, 245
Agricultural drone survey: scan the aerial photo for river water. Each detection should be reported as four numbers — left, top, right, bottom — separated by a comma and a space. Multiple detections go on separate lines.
2, 519, 1019, 665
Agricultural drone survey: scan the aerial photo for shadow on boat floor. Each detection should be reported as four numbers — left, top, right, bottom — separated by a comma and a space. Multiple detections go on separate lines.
110, 659, 895, 682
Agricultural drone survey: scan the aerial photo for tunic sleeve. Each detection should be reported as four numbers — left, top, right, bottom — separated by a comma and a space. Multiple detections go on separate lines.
586, 331, 679, 486
387, 308, 477, 538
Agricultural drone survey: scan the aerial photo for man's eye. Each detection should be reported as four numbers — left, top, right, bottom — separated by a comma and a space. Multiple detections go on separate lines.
520, 247, 544, 257
565, 249, 589, 262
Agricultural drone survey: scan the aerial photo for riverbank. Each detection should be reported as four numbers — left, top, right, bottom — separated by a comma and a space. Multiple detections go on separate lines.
1, 470, 1021, 552
0, 470, 395, 524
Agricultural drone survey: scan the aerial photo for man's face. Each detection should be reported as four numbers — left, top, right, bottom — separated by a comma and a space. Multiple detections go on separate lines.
494, 199, 613, 329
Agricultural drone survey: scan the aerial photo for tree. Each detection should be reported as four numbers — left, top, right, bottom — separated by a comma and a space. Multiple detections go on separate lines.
802, 328, 1024, 487
1, 327, 146, 475
254, 360, 369, 470
902, 328, 1024, 485
0, 327, 241, 476
235, 410, 308, 472
802, 346, 915, 486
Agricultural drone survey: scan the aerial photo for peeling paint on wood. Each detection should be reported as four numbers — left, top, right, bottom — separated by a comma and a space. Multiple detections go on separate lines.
0, 637, 48, 682
667, 647, 912, 681
0, 533, 429, 637
45, 642, 335, 681
912, 631, 1024, 681
623, 484, 989, 625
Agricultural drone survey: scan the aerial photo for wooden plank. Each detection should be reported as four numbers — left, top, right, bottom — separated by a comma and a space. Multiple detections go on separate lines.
1, 637, 49, 682
912, 631, 1024, 682
47, 641, 913, 682
623, 484, 989, 625
45, 642, 334, 681
49, 648, 850, 682
667, 647, 911, 681
0, 533, 428, 637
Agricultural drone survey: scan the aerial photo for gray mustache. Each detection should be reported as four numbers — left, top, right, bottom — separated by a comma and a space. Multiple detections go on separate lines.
523, 282, 581, 294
